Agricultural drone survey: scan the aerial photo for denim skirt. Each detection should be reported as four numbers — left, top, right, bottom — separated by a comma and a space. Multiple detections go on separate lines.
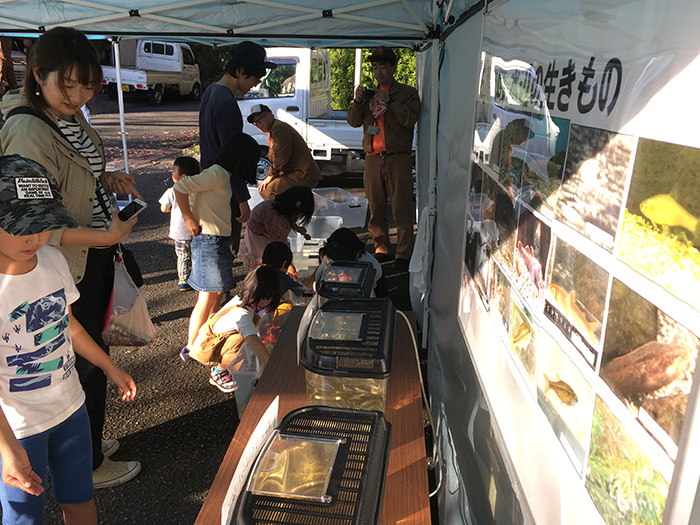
188, 234, 236, 292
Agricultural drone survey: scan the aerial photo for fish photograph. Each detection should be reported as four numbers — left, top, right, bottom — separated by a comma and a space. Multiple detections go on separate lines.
509, 300, 536, 384
536, 332, 594, 474
489, 263, 512, 336
512, 210, 551, 310
546, 237, 609, 349
518, 116, 571, 218
467, 162, 487, 222
490, 182, 517, 270
474, 236, 491, 305
616, 137, 700, 313
554, 125, 634, 252
465, 162, 487, 279
490, 117, 531, 189
601, 278, 699, 449
586, 395, 669, 525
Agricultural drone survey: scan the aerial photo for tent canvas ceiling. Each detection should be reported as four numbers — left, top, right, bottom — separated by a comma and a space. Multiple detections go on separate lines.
0, 0, 450, 48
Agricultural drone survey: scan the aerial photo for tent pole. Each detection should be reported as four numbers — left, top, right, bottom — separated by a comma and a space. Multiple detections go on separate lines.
354, 48, 362, 91
422, 38, 440, 349
112, 39, 130, 177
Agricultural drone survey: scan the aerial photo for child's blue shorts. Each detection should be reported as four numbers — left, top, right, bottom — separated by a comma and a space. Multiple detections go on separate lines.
0, 404, 93, 524
189, 233, 236, 292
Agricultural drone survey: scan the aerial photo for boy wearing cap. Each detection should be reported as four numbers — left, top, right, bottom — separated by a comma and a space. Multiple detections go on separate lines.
199, 41, 277, 258
0, 155, 137, 524
247, 104, 322, 200
347, 46, 420, 271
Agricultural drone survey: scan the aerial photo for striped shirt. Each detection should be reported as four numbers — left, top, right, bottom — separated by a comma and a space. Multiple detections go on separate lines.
58, 117, 112, 227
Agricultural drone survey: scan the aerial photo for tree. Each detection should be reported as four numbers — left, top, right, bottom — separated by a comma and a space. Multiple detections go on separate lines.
329, 48, 416, 110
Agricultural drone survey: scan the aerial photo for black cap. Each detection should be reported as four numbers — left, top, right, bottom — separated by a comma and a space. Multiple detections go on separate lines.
369, 46, 397, 65
0, 155, 79, 236
228, 41, 277, 78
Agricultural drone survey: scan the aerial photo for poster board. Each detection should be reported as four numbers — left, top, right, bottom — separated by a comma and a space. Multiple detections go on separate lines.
457, 1, 700, 523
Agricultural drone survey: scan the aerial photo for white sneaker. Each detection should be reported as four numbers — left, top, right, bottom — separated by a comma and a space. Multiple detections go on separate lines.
101, 439, 119, 458
93, 457, 141, 489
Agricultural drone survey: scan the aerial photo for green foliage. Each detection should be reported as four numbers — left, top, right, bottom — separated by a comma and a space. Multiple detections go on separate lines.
190, 44, 232, 87
329, 49, 356, 110
585, 397, 668, 525
329, 48, 416, 110
260, 64, 295, 96
360, 48, 416, 88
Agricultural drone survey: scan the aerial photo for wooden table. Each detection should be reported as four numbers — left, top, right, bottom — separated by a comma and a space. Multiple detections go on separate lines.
195, 306, 430, 524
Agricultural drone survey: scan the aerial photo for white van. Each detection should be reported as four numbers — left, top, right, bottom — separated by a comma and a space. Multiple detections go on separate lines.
101, 40, 201, 105
238, 48, 365, 178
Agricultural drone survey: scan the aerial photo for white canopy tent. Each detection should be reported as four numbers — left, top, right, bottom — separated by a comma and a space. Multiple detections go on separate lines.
7, 2, 700, 524
0, 0, 462, 515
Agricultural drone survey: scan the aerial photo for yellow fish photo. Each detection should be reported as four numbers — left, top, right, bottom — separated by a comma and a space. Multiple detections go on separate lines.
617, 137, 700, 313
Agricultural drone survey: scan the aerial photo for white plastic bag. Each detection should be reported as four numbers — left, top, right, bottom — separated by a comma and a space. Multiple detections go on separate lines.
227, 342, 263, 407
102, 291, 156, 347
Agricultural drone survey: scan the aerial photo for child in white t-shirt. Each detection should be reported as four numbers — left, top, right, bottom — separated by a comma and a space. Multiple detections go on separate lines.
0, 155, 137, 524
159, 156, 200, 291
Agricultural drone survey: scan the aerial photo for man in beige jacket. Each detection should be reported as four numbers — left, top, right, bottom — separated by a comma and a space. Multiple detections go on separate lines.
248, 103, 322, 200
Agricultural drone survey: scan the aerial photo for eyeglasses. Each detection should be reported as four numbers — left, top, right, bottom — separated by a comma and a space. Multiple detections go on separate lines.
253, 115, 267, 127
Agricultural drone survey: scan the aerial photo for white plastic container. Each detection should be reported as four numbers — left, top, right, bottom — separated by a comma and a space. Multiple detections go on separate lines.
313, 187, 368, 228
288, 215, 343, 271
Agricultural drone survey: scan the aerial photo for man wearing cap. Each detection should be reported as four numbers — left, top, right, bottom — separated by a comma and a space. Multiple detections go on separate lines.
198, 41, 276, 257
247, 104, 322, 200
347, 46, 420, 271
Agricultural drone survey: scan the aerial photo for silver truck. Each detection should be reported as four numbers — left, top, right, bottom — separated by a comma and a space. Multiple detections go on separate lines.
101, 40, 201, 105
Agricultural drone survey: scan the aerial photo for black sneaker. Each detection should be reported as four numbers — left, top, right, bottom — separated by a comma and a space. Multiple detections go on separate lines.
209, 367, 236, 393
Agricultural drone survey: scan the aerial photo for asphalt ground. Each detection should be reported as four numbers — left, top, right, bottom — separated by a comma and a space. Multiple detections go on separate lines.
28, 94, 424, 524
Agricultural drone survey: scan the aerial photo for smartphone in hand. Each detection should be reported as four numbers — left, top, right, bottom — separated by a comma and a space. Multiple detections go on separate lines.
118, 198, 147, 221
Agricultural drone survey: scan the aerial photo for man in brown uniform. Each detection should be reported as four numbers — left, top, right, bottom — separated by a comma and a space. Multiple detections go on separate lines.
247, 103, 322, 199
347, 47, 420, 270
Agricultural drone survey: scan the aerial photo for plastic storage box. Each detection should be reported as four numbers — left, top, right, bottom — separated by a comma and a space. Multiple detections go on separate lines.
288, 215, 343, 271
237, 406, 392, 525
313, 187, 368, 228
301, 297, 395, 412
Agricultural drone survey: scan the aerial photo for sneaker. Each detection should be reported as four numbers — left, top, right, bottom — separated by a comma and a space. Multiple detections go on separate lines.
93, 457, 141, 489
101, 439, 119, 458
179, 346, 192, 362
209, 366, 236, 393
178, 281, 191, 291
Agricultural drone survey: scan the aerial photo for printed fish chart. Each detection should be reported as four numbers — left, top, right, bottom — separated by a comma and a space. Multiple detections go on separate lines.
554, 125, 634, 252
617, 138, 700, 313
545, 236, 609, 366
490, 263, 512, 336
509, 299, 537, 386
536, 331, 593, 475
518, 116, 571, 218
512, 209, 551, 311
586, 395, 669, 525
601, 278, 699, 455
